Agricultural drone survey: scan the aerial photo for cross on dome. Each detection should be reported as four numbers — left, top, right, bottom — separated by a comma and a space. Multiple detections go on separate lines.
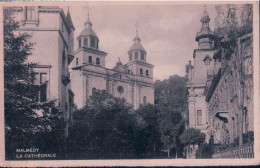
135, 21, 139, 37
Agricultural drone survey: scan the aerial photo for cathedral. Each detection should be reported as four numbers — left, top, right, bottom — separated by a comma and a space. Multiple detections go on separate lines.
70, 16, 155, 109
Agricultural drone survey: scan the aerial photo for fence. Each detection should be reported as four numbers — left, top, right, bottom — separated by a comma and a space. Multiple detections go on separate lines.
212, 142, 254, 158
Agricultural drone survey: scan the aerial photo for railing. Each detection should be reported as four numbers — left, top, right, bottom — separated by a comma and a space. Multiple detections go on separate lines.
212, 143, 254, 158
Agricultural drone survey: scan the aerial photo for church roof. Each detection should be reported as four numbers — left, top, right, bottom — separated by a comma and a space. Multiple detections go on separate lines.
78, 19, 98, 39
128, 35, 146, 53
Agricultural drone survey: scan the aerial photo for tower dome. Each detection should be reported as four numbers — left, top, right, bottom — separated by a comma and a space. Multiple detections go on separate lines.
128, 31, 147, 62
195, 6, 214, 49
78, 19, 98, 39
77, 16, 99, 49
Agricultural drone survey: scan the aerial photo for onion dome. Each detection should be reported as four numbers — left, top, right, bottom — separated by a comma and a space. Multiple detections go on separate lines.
77, 16, 99, 49
195, 6, 214, 49
78, 18, 98, 39
128, 34, 146, 54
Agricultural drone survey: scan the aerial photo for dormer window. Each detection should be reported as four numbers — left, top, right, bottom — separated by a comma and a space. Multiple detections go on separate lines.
84, 38, 88, 46
135, 52, 138, 59
140, 68, 143, 75
141, 52, 145, 60
146, 70, 149, 77
89, 56, 92, 64
96, 58, 100, 65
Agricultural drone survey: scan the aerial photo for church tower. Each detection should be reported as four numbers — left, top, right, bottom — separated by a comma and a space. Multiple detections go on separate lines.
70, 11, 107, 108
186, 7, 215, 142
123, 28, 154, 80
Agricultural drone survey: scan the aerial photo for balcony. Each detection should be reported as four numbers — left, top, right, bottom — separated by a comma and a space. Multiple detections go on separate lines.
61, 69, 70, 86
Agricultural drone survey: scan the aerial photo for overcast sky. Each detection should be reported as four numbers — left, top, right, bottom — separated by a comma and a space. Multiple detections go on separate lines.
63, 3, 217, 81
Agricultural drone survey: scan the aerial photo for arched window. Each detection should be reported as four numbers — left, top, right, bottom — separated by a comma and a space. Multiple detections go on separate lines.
146, 70, 149, 77
84, 38, 88, 46
96, 58, 100, 65
89, 56, 92, 64
140, 68, 143, 75
135, 52, 138, 59
91, 38, 95, 47
117, 86, 124, 94
129, 53, 132, 60
78, 39, 81, 48
143, 96, 147, 105
141, 52, 145, 60
203, 55, 211, 65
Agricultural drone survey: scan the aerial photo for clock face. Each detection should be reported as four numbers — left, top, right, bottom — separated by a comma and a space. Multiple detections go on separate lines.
117, 86, 124, 94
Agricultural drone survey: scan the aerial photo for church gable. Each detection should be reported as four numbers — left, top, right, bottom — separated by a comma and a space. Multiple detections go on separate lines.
112, 71, 132, 81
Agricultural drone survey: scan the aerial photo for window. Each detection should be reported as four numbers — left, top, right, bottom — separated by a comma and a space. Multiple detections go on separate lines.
96, 58, 100, 65
135, 52, 138, 59
79, 39, 81, 48
34, 73, 48, 102
205, 59, 210, 65
117, 86, 124, 94
129, 53, 132, 60
141, 52, 145, 60
89, 56, 92, 64
140, 68, 143, 75
76, 57, 78, 66
143, 96, 147, 105
91, 38, 95, 47
26, 6, 37, 21
128, 69, 131, 74
92, 87, 97, 95
146, 70, 149, 77
84, 38, 88, 46
197, 110, 202, 125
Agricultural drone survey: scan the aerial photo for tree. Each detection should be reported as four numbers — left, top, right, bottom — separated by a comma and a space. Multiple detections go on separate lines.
179, 128, 206, 147
4, 7, 65, 159
135, 104, 162, 158
68, 89, 137, 159
154, 75, 187, 158
158, 108, 185, 158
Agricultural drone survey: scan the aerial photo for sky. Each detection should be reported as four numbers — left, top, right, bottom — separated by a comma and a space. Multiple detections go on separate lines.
63, 3, 217, 81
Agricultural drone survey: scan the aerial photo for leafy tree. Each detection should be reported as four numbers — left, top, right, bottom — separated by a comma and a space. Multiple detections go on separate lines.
68, 89, 137, 159
4, 7, 65, 159
154, 75, 187, 158
135, 104, 162, 158
179, 128, 206, 147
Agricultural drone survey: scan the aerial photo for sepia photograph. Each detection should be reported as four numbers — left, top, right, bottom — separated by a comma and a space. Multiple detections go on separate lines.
0, 0, 259, 167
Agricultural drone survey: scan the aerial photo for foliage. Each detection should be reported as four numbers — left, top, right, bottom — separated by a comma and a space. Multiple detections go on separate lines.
154, 75, 187, 157
4, 7, 65, 159
179, 128, 206, 147
68, 89, 136, 159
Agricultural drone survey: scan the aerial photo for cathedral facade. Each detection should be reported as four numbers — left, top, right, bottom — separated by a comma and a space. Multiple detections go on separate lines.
70, 17, 154, 109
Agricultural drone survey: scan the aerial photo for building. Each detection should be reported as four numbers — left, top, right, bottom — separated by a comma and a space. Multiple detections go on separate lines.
69, 16, 154, 109
186, 8, 215, 142
13, 6, 75, 136
205, 7, 253, 146
186, 6, 254, 158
